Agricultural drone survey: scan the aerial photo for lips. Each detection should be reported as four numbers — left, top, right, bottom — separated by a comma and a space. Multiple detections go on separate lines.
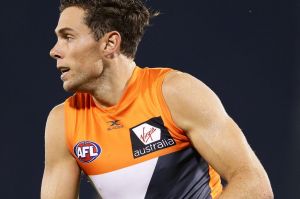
58, 66, 70, 74
57, 66, 70, 81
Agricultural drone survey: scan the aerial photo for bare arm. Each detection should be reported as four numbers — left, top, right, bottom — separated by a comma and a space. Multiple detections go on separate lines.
41, 104, 80, 199
162, 71, 273, 198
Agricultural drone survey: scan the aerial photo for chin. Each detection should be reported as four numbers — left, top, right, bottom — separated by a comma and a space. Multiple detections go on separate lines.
63, 82, 78, 93
63, 87, 76, 93
64, 82, 90, 94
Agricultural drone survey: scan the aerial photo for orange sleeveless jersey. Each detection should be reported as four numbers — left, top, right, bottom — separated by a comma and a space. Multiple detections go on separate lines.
64, 67, 222, 199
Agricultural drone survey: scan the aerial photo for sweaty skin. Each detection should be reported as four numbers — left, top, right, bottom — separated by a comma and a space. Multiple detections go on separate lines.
41, 6, 273, 199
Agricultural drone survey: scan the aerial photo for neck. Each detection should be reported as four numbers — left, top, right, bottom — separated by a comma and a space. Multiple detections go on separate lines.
91, 55, 136, 108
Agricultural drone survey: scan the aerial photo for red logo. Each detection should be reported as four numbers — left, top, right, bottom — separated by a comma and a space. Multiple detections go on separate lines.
132, 123, 161, 145
140, 127, 157, 143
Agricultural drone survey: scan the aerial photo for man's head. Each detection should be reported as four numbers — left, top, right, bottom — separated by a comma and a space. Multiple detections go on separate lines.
59, 0, 155, 58
50, 0, 157, 93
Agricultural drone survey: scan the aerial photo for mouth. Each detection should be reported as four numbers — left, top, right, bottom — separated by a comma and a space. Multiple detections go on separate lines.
58, 66, 70, 74
57, 66, 70, 81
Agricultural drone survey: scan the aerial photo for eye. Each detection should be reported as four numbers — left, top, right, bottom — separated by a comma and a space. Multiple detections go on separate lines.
64, 34, 74, 41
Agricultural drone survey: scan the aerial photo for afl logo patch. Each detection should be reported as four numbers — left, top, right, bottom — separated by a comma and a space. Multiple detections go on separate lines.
73, 141, 101, 163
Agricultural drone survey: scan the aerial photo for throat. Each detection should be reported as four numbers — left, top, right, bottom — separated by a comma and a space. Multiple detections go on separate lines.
92, 89, 123, 109
91, 73, 132, 108
91, 63, 138, 109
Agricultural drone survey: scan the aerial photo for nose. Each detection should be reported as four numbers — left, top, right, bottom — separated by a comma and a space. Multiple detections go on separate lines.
49, 42, 63, 60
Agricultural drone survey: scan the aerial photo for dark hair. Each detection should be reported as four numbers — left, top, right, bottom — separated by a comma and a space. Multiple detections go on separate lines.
60, 0, 158, 58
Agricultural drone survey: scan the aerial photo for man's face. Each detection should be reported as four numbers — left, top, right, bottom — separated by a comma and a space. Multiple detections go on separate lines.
50, 6, 104, 92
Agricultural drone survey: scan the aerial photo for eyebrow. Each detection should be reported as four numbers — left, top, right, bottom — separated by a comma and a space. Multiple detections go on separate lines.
55, 27, 76, 36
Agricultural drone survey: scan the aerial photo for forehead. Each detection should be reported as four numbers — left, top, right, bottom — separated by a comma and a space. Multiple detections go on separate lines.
55, 6, 89, 34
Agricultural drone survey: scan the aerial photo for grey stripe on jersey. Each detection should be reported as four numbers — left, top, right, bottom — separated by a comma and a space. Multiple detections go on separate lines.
145, 147, 212, 199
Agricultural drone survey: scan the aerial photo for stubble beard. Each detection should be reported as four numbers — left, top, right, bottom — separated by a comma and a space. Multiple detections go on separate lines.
62, 73, 88, 93
63, 69, 104, 94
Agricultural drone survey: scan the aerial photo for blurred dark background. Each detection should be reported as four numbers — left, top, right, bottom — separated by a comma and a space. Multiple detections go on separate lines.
0, 0, 298, 198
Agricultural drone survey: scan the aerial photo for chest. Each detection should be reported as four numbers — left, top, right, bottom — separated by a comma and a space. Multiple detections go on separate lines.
71, 105, 181, 175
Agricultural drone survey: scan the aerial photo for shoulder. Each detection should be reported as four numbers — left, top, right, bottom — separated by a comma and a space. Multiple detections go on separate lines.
44, 103, 73, 165
141, 67, 173, 78
162, 70, 214, 97
162, 71, 227, 131
162, 70, 224, 111
45, 103, 65, 142
47, 103, 65, 123
50, 103, 64, 114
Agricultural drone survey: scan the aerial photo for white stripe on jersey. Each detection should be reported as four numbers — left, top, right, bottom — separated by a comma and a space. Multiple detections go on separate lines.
89, 158, 158, 199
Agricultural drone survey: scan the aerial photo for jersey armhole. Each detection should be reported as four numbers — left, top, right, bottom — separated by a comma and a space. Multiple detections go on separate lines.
64, 97, 77, 157
156, 70, 185, 135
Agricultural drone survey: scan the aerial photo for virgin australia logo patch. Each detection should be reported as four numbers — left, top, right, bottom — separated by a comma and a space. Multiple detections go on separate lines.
73, 141, 101, 163
130, 117, 176, 158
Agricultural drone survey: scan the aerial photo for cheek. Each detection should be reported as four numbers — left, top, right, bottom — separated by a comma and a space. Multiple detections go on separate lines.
70, 42, 101, 67
67, 41, 103, 76
69, 52, 102, 73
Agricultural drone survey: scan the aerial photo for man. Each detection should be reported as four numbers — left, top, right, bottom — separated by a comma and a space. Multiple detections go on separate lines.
41, 0, 273, 198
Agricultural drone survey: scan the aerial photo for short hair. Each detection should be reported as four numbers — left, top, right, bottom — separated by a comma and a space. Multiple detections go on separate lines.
59, 0, 158, 58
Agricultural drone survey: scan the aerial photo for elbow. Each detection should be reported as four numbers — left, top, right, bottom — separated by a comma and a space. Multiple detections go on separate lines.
268, 192, 274, 199
263, 185, 274, 199
254, 176, 274, 199
248, 180, 274, 199
250, 174, 274, 199
246, 179, 274, 199
226, 168, 274, 199
258, 172, 274, 199
262, 191, 274, 199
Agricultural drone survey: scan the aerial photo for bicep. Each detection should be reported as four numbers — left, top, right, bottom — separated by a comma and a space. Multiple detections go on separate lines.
163, 72, 265, 181
41, 104, 80, 199
186, 115, 260, 181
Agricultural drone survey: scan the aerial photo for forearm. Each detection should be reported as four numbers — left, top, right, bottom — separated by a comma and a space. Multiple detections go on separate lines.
219, 170, 273, 199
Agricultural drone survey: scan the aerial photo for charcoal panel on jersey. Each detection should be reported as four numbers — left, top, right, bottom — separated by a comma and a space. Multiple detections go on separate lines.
144, 147, 212, 199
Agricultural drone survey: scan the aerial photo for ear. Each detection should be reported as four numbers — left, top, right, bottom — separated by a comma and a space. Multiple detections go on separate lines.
102, 31, 122, 58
